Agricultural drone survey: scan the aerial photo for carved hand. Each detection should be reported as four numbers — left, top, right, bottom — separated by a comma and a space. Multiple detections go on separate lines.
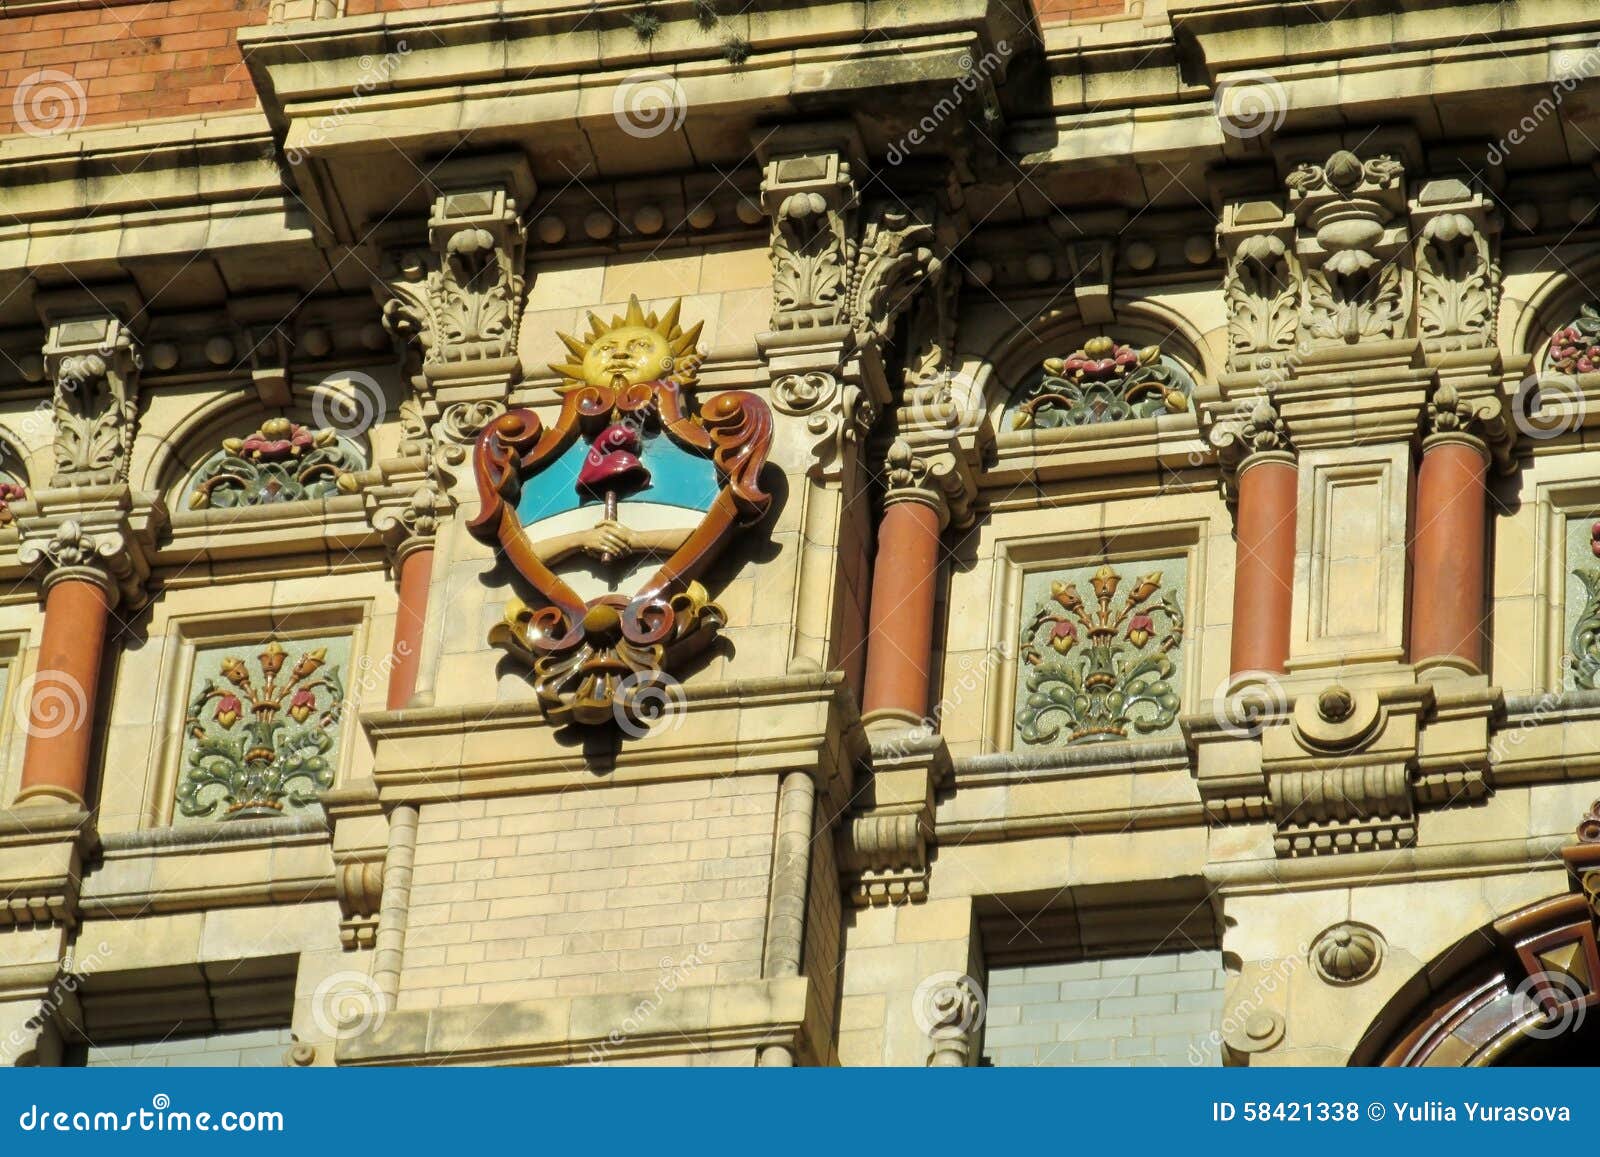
582, 519, 634, 560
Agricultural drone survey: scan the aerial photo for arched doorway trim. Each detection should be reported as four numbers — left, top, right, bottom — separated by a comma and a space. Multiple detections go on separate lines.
1373, 804, 1600, 1066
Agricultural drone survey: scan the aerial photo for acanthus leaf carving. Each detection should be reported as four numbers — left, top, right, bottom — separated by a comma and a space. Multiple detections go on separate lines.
1416, 212, 1499, 352
380, 227, 525, 367
770, 189, 854, 330
1224, 234, 1299, 369
1302, 256, 1406, 343
45, 317, 142, 488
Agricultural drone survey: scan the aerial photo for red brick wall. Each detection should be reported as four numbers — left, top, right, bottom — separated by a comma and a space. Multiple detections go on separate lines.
0, 0, 266, 138
1034, 0, 1132, 22
344, 0, 481, 15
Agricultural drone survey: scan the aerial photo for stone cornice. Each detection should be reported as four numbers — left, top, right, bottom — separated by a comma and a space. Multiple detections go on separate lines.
359, 673, 863, 805
240, 0, 1025, 245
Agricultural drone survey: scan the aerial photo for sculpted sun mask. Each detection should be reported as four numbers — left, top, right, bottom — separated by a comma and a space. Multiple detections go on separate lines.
552, 296, 704, 390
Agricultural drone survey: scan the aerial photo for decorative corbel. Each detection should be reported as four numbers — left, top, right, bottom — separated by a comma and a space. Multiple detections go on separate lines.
42, 314, 142, 489
763, 146, 858, 332
838, 728, 949, 906
376, 157, 534, 487
1409, 178, 1500, 355
323, 783, 389, 951
1285, 150, 1411, 346
1217, 206, 1299, 373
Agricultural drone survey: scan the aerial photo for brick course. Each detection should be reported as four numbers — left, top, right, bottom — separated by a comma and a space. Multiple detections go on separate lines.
0, 0, 266, 137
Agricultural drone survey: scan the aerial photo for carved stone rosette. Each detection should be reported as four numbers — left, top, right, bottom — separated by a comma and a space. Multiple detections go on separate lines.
469, 378, 772, 731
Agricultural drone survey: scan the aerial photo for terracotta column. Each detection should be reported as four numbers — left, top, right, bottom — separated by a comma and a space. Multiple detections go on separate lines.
1229, 452, 1298, 676
861, 497, 944, 726
386, 543, 433, 710
1410, 434, 1489, 673
16, 572, 113, 808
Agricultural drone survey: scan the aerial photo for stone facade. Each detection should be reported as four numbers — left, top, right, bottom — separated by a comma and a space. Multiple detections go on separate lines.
2, 0, 1600, 1070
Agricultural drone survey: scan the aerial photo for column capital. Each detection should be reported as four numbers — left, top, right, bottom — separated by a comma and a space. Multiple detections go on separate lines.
366, 456, 453, 568
13, 486, 167, 611
882, 439, 975, 532
1209, 396, 1294, 501
1423, 381, 1515, 470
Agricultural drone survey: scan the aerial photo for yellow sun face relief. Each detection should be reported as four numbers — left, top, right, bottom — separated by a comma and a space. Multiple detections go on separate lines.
551, 295, 704, 391
582, 326, 674, 388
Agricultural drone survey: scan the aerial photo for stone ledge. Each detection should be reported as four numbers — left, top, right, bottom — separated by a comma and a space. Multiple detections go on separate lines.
336, 976, 812, 1066
360, 672, 862, 803
81, 821, 335, 918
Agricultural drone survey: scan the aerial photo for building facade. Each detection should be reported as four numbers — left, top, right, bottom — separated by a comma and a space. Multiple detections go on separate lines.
1, 0, 1599, 1067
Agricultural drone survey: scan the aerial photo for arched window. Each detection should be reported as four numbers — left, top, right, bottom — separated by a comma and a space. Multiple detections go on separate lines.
181, 417, 368, 510
1004, 334, 1197, 431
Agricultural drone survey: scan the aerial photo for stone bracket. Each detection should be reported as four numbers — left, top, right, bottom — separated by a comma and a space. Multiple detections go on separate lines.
838, 729, 951, 907
0, 807, 93, 932
324, 782, 389, 951
1189, 678, 1498, 857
